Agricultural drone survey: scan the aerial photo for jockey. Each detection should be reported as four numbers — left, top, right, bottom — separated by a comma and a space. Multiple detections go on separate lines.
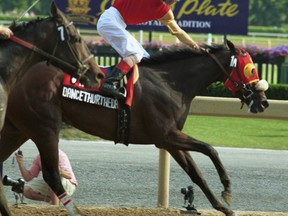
97, 0, 199, 99
0, 26, 13, 39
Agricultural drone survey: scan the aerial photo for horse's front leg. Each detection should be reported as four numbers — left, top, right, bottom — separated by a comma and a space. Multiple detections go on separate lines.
37, 141, 82, 216
0, 80, 8, 130
167, 149, 235, 216
0, 180, 11, 216
166, 130, 232, 205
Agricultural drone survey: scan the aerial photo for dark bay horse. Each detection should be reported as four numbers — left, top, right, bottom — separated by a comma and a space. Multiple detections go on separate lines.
0, 2, 102, 94
0, 1, 103, 129
0, 2, 103, 215
0, 41, 269, 216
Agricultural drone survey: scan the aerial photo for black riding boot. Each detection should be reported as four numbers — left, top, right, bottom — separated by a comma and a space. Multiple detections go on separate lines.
100, 67, 126, 98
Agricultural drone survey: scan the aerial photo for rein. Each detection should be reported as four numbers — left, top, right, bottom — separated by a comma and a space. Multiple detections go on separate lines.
9, 18, 92, 78
10, 35, 79, 71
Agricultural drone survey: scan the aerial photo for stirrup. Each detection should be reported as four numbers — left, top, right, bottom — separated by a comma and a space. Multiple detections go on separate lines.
118, 87, 127, 98
100, 82, 126, 99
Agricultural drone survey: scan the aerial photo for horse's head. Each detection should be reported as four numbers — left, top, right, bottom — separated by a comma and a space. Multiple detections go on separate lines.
224, 40, 269, 113
10, 2, 104, 88
48, 2, 104, 87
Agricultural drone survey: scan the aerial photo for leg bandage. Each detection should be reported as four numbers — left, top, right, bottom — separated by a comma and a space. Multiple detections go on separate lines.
59, 192, 77, 215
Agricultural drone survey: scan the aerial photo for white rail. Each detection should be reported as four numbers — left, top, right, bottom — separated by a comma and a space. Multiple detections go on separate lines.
190, 96, 288, 120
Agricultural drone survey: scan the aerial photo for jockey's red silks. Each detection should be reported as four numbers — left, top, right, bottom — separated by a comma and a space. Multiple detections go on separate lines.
125, 67, 135, 106
116, 60, 132, 75
113, 0, 170, 25
224, 49, 259, 93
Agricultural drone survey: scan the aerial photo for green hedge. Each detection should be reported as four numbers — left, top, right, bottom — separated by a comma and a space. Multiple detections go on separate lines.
265, 84, 288, 100
202, 83, 288, 100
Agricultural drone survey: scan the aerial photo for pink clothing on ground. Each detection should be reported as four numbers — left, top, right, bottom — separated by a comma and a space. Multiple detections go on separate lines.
113, 0, 170, 25
28, 149, 78, 186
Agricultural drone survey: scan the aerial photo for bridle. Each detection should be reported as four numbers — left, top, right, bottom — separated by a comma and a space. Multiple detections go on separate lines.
205, 49, 256, 101
9, 19, 93, 79
50, 21, 94, 78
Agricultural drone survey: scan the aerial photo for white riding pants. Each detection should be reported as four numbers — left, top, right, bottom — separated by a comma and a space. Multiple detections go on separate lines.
97, 7, 150, 63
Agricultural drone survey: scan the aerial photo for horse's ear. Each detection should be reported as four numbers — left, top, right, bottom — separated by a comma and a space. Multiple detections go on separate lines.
50, 1, 66, 23
50, 1, 60, 18
226, 40, 236, 54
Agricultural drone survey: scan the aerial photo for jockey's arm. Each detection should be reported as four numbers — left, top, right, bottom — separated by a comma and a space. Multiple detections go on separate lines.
159, 10, 198, 49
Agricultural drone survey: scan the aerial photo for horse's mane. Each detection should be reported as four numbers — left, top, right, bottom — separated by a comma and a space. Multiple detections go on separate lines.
9, 18, 49, 34
8, 16, 81, 43
140, 43, 228, 66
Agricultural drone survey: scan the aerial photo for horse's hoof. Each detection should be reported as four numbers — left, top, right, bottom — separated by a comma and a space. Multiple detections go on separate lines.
222, 191, 233, 206
227, 212, 237, 216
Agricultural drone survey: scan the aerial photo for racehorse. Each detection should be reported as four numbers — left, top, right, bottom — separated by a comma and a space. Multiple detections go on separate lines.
0, 2, 103, 215
0, 2, 103, 95
0, 41, 269, 216
0, 1, 103, 129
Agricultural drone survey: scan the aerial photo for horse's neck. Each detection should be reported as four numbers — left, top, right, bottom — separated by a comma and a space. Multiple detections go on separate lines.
137, 51, 228, 119
149, 58, 221, 97
182, 53, 228, 95
0, 47, 37, 85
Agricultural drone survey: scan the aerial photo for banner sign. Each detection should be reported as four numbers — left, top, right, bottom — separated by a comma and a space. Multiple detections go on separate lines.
54, 0, 249, 35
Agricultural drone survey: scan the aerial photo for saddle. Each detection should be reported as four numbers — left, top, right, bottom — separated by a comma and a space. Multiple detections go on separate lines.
62, 65, 139, 145
62, 65, 139, 108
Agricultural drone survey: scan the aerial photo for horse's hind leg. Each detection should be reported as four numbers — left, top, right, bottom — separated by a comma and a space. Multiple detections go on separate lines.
167, 149, 235, 216
165, 130, 232, 205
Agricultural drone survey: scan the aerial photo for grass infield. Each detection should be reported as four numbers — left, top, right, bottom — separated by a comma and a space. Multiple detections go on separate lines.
60, 115, 288, 151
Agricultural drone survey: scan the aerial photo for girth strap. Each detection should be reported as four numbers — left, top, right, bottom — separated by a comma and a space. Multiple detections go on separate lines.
115, 100, 130, 145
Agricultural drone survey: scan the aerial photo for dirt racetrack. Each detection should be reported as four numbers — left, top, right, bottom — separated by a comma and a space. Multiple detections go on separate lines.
9, 205, 288, 216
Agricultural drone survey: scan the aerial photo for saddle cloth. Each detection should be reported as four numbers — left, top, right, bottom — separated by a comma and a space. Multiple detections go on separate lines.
62, 65, 139, 108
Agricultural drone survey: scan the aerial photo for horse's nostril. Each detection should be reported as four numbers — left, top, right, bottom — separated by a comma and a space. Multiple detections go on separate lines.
262, 101, 269, 109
